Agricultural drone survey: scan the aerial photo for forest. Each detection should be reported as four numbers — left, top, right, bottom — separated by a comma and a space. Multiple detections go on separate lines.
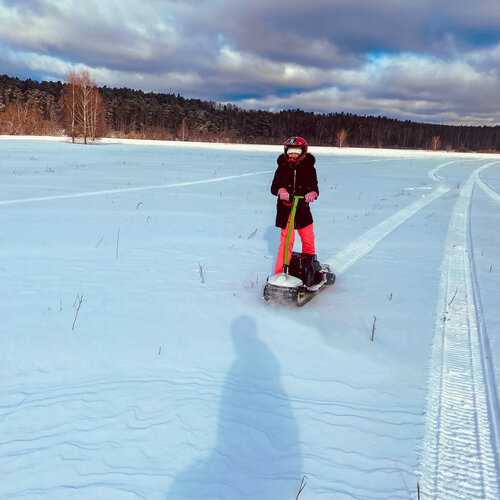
1, 73, 499, 152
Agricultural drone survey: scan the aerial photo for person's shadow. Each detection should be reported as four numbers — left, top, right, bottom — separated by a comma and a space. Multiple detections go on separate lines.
167, 316, 302, 499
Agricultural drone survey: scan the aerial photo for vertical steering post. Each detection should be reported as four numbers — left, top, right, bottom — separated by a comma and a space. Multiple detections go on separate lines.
283, 196, 304, 274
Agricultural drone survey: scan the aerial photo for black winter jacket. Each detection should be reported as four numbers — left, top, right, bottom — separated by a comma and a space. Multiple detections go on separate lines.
270, 153, 319, 229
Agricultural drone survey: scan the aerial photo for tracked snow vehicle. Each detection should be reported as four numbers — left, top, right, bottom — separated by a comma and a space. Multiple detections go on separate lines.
263, 196, 335, 306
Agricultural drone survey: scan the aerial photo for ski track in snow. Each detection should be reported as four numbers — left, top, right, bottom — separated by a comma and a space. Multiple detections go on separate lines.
420, 161, 500, 499
475, 171, 500, 203
325, 160, 456, 275
0, 170, 274, 206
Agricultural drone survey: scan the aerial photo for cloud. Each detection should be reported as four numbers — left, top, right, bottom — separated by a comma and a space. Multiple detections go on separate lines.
214, 45, 337, 87
0, 0, 500, 124
0, 44, 203, 93
0, 0, 185, 69
235, 51, 500, 125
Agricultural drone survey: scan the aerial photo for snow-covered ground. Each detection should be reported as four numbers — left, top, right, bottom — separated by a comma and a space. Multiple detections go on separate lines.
1, 137, 499, 499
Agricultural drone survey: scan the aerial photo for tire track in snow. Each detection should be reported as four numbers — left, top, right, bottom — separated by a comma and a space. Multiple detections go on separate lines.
325, 161, 457, 275
474, 170, 500, 203
420, 161, 500, 499
0, 170, 274, 206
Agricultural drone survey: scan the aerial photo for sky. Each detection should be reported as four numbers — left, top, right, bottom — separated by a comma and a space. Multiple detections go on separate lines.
1, 0, 500, 125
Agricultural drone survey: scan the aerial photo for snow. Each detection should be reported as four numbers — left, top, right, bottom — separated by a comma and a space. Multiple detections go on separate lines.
1, 136, 500, 499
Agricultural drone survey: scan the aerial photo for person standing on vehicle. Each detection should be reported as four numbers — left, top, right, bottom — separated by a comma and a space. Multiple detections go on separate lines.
271, 137, 318, 274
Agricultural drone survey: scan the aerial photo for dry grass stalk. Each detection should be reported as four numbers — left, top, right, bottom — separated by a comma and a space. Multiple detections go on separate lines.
371, 316, 376, 342
116, 228, 120, 259
296, 476, 307, 499
72, 295, 85, 330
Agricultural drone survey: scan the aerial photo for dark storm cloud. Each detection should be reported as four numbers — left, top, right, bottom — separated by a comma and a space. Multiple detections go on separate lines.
1, 0, 500, 124
184, 0, 500, 65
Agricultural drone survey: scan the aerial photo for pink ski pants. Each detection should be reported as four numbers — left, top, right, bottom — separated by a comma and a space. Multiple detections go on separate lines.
274, 222, 315, 274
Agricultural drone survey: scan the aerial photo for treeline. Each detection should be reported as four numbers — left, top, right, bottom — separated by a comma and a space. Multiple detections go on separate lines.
1, 73, 499, 151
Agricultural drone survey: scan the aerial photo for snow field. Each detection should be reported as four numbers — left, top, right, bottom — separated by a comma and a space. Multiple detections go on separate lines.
1, 138, 500, 499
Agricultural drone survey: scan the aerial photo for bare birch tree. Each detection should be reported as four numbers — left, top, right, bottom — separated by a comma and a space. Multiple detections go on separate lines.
75, 71, 94, 144
60, 70, 106, 143
177, 119, 190, 141
431, 135, 441, 151
0, 100, 42, 135
336, 128, 348, 148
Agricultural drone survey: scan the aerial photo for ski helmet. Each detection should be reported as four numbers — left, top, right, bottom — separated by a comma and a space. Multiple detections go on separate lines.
284, 136, 308, 160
